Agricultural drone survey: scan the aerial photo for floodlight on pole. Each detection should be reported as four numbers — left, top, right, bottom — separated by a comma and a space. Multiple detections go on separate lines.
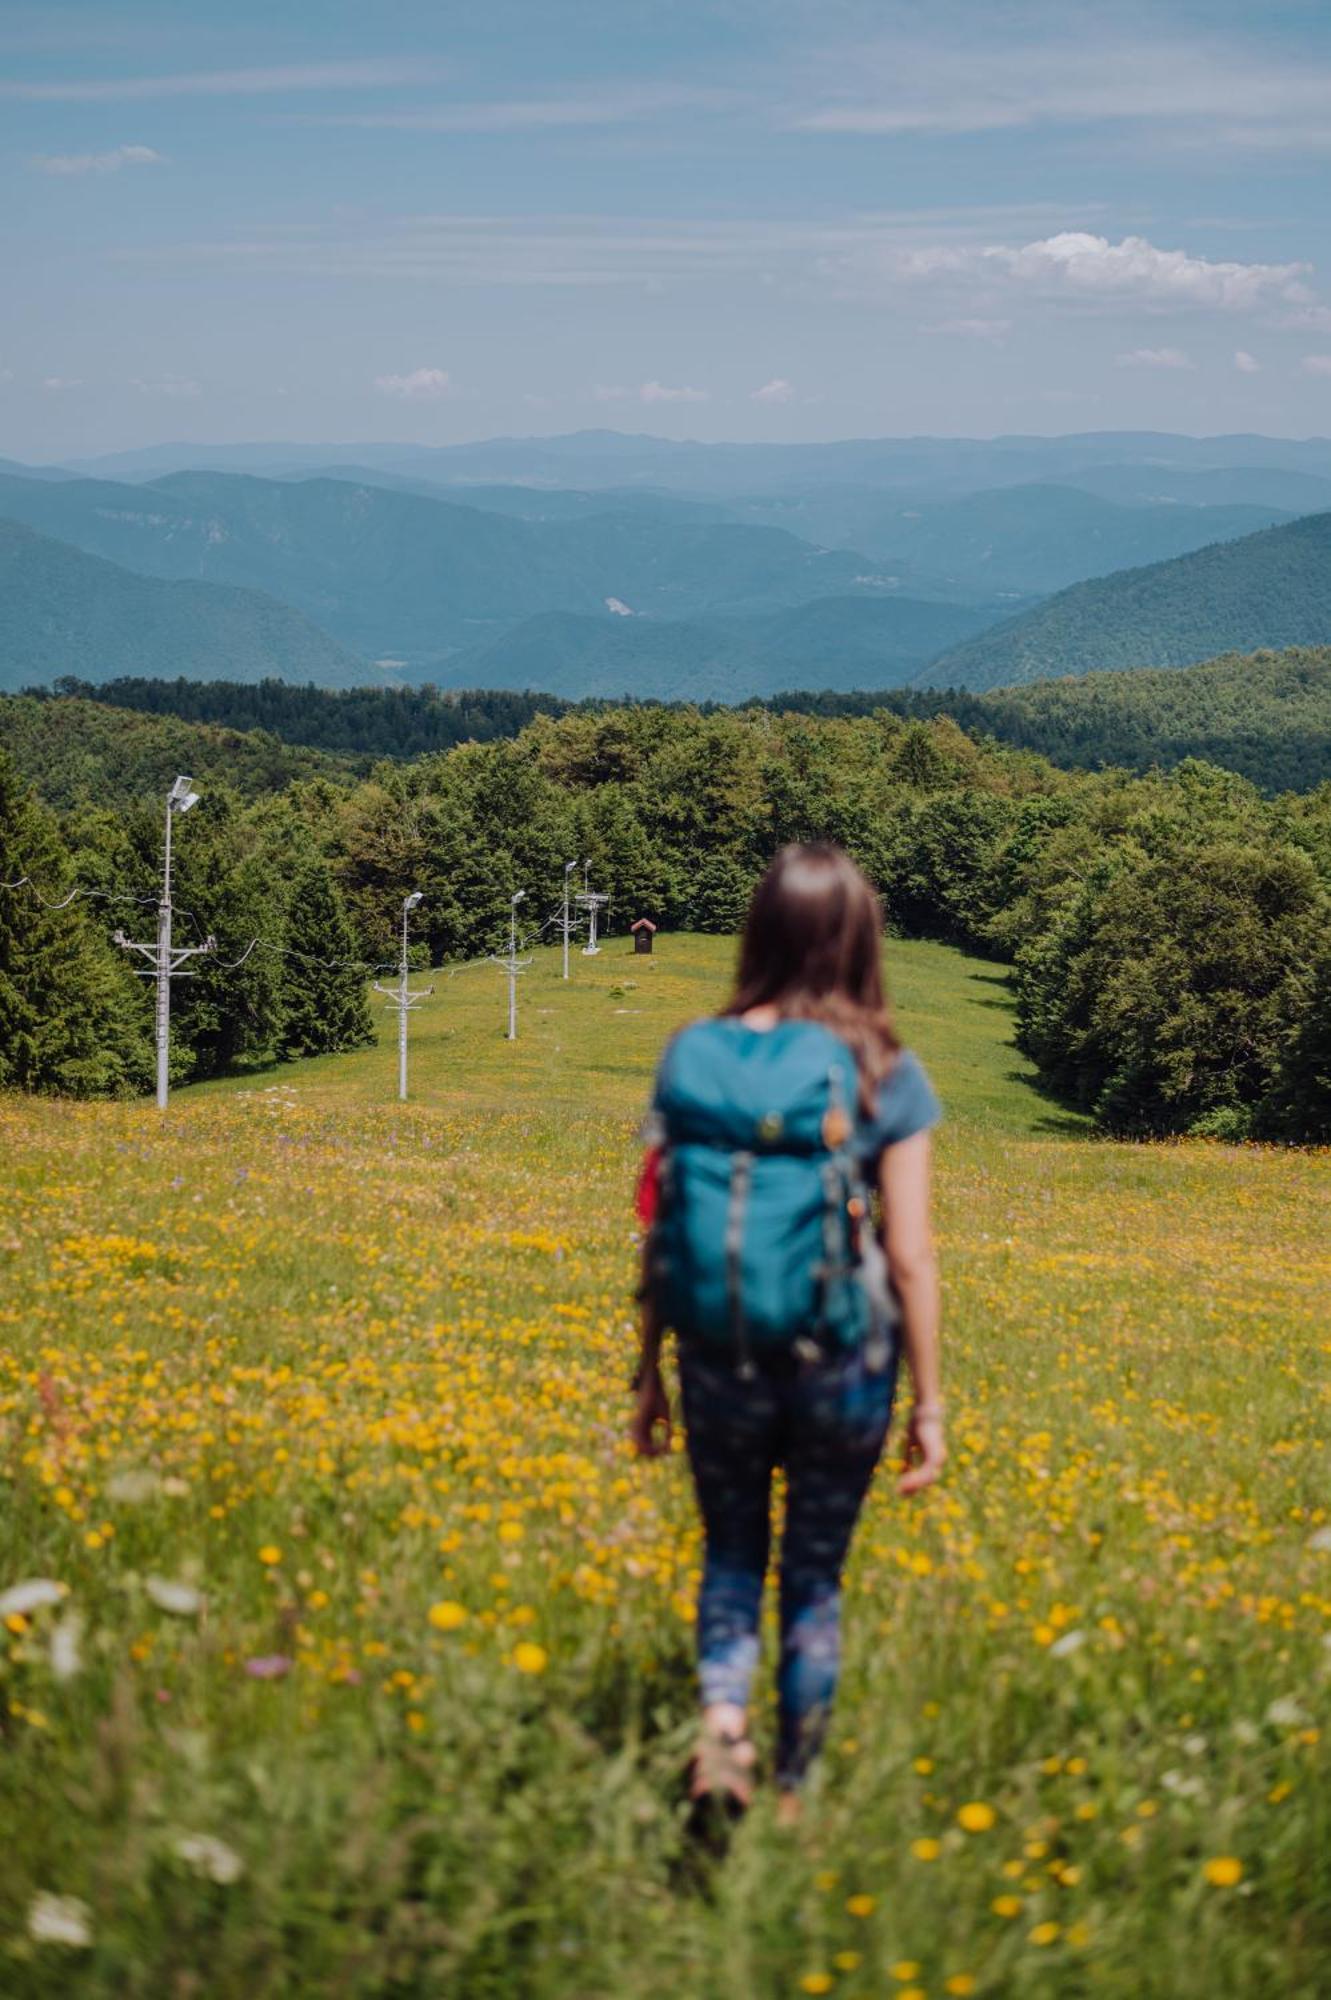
113, 775, 215, 1110
575, 859, 609, 959
373, 890, 433, 1101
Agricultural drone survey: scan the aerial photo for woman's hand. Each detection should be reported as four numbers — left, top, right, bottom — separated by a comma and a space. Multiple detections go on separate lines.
630, 1367, 673, 1458
898, 1407, 946, 1495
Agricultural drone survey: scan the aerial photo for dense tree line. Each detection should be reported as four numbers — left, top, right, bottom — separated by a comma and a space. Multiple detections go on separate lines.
42, 677, 572, 759
27, 644, 1331, 797
2, 701, 1328, 1139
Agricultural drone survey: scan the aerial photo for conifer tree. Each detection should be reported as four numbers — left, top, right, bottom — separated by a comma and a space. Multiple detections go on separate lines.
0, 750, 150, 1095
279, 852, 376, 1058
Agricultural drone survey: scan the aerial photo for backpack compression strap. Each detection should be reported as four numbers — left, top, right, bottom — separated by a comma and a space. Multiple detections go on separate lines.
725, 1149, 756, 1380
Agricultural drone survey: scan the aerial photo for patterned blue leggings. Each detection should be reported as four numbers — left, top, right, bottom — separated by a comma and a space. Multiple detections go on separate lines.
678, 1340, 897, 1787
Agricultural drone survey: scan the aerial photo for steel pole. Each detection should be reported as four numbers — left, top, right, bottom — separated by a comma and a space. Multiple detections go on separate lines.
507, 901, 518, 1040
399, 901, 409, 1100
156, 794, 173, 1111
562, 870, 570, 980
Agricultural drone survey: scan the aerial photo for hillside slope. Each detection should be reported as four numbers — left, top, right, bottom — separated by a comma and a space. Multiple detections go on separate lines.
919, 510, 1331, 690
447, 595, 997, 700
0, 468, 917, 663
0, 520, 365, 691
976, 645, 1331, 792
0, 691, 356, 807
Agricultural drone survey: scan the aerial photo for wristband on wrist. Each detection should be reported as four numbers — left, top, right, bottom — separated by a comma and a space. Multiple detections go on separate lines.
912, 1399, 945, 1421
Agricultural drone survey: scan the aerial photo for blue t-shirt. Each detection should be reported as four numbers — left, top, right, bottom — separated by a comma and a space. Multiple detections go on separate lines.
858, 1048, 942, 1167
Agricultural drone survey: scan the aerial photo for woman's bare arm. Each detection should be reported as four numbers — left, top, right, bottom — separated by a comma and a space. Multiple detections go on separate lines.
879, 1130, 946, 1494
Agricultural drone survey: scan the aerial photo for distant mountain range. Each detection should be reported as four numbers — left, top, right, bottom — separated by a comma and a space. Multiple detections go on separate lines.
56, 427, 1331, 499
0, 519, 363, 692
1, 432, 1330, 709
0, 467, 942, 665
920, 510, 1331, 690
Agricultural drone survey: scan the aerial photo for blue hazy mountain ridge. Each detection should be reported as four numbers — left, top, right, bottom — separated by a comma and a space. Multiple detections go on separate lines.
435, 596, 1002, 701
0, 519, 366, 692
285, 469, 1284, 597
61, 429, 1331, 499
0, 469, 934, 663
919, 511, 1331, 691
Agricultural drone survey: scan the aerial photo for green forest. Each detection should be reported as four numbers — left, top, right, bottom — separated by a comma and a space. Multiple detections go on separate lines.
3, 688, 1329, 1141
20, 638, 1331, 795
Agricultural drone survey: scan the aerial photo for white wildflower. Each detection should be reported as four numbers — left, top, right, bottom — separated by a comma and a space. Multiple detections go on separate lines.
1307, 1526, 1331, 1553
0, 1579, 66, 1620
173, 1833, 244, 1884
1232, 1719, 1261, 1746
145, 1576, 203, 1617
50, 1611, 83, 1681
1266, 1695, 1310, 1729
1049, 1628, 1087, 1659
1182, 1733, 1208, 1757
28, 1892, 93, 1949
106, 1469, 160, 1504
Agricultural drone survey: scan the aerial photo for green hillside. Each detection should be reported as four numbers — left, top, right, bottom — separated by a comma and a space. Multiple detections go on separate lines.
0, 519, 364, 693
0, 468, 915, 665
920, 510, 1331, 690
974, 646, 1331, 792
0, 690, 357, 808
724, 481, 1287, 592
448, 595, 997, 700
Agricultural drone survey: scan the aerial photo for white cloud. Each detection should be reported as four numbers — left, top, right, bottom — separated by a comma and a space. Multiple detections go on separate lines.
373, 367, 454, 401
1115, 347, 1194, 370
42, 376, 81, 390
0, 59, 445, 102
291, 86, 738, 132
791, 34, 1331, 153
1302, 355, 1331, 377
751, 377, 794, 403
30, 143, 162, 176
131, 374, 201, 398
1276, 306, 1331, 333
929, 317, 1011, 341
985, 233, 1309, 312
1234, 349, 1261, 373
639, 380, 708, 404
591, 384, 630, 402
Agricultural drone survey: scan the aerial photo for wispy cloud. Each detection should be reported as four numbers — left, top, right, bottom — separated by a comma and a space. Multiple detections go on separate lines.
792, 33, 1331, 152
42, 376, 81, 390
1234, 349, 1261, 374
290, 85, 739, 132
639, 380, 708, 404
131, 374, 201, 398
1115, 347, 1194, 370
30, 142, 162, 176
929, 316, 1011, 341
750, 377, 794, 403
1301, 355, 1331, 377
373, 367, 454, 401
1276, 305, 1331, 333
0, 58, 444, 102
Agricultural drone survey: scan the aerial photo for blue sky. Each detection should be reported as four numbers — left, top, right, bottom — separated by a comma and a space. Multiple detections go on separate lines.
5, 0, 1331, 457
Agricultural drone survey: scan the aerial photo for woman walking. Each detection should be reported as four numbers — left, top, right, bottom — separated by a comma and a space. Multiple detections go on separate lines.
631, 844, 945, 1821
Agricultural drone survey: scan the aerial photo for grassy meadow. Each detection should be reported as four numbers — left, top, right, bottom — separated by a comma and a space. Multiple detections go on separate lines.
1, 932, 1329, 1997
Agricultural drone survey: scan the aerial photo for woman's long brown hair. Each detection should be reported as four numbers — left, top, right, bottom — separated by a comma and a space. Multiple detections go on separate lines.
724, 844, 899, 1115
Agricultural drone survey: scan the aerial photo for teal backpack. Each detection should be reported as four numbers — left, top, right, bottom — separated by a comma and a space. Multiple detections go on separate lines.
647, 1017, 895, 1376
